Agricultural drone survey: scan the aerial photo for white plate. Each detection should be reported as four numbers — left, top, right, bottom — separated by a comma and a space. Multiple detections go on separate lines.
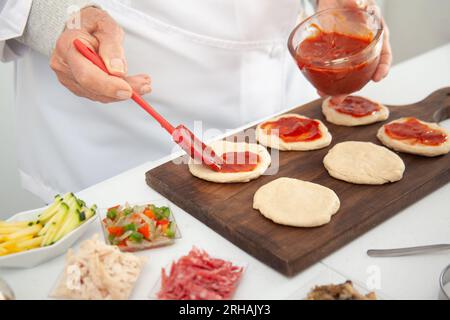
0, 205, 98, 268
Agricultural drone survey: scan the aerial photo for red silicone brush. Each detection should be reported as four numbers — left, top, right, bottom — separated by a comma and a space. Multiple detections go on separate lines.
73, 39, 223, 171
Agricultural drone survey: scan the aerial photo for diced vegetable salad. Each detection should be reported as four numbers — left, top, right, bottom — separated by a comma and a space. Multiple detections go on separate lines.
102, 204, 177, 251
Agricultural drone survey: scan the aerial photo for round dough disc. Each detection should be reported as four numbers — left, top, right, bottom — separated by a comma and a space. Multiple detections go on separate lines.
322, 97, 389, 126
253, 177, 340, 227
377, 117, 450, 157
188, 140, 271, 183
323, 141, 405, 185
256, 114, 332, 151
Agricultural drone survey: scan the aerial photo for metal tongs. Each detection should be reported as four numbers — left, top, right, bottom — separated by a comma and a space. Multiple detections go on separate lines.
73, 39, 223, 171
367, 244, 450, 257
367, 244, 450, 299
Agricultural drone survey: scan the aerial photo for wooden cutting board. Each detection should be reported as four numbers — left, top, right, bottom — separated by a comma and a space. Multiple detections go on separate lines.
146, 87, 450, 276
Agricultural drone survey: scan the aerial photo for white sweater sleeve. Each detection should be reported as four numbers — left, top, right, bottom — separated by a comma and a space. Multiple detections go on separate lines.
16, 0, 95, 56
1, 0, 94, 62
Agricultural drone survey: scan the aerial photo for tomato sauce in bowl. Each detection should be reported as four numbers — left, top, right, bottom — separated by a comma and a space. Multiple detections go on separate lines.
288, 8, 383, 96
295, 31, 379, 96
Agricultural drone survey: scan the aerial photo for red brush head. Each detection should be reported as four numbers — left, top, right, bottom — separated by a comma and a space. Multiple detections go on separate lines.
172, 125, 223, 172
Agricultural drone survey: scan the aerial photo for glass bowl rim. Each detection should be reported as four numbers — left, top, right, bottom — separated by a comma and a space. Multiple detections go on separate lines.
99, 200, 182, 252
287, 7, 384, 67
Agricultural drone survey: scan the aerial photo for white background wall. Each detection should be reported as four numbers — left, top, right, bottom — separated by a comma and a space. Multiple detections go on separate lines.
384, 0, 450, 64
1, 0, 449, 218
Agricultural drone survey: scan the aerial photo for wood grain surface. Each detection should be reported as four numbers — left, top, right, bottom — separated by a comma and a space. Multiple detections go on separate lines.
146, 87, 450, 276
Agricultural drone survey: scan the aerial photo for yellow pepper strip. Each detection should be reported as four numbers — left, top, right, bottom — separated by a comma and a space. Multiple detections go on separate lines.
0, 235, 33, 253
0, 221, 32, 228
16, 236, 44, 250
0, 247, 8, 256
0, 226, 28, 235
2, 224, 42, 242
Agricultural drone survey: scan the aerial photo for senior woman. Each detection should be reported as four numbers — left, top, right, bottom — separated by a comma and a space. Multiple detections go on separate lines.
0, 0, 391, 201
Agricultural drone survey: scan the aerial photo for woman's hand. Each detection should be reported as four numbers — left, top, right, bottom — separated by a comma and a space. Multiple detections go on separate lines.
50, 7, 151, 103
372, 18, 392, 82
316, 0, 392, 104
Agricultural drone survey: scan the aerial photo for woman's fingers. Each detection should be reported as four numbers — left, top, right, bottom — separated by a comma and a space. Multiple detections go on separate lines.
372, 49, 392, 82
330, 95, 348, 104
52, 38, 152, 101
373, 21, 392, 82
94, 12, 127, 76
52, 26, 132, 102
126, 74, 152, 95
54, 71, 117, 103
317, 90, 347, 104
50, 7, 152, 104
317, 90, 326, 97
65, 40, 133, 100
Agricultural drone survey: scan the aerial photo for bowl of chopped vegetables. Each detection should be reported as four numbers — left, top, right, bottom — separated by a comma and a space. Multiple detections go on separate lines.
100, 201, 181, 252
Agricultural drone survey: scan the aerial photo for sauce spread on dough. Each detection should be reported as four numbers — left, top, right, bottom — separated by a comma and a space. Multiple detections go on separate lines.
295, 31, 378, 96
384, 117, 447, 146
218, 151, 260, 173
330, 96, 381, 118
261, 116, 322, 143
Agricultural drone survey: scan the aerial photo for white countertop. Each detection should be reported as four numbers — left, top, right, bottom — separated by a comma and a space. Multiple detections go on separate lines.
2, 44, 450, 300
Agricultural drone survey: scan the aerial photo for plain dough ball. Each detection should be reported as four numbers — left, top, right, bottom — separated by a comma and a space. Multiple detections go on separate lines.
323, 141, 405, 185
377, 118, 450, 157
188, 140, 271, 183
253, 178, 340, 227
256, 114, 332, 151
322, 97, 389, 126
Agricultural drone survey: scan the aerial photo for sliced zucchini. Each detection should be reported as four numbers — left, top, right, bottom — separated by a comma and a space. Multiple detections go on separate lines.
38, 196, 63, 223
38, 203, 69, 236
51, 198, 82, 243
41, 204, 69, 246
78, 211, 86, 222
85, 205, 97, 220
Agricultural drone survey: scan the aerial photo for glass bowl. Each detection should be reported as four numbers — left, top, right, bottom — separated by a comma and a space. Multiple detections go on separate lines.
288, 7, 384, 96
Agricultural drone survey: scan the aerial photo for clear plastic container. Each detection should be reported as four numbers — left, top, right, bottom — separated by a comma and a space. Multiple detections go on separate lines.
49, 234, 147, 300
100, 200, 181, 252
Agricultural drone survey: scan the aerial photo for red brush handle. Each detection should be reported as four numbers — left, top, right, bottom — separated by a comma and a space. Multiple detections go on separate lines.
73, 39, 175, 134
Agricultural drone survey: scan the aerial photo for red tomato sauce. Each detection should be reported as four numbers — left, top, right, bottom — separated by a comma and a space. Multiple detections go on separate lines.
296, 31, 379, 96
261, 116, 322, 143
330, 96, 381, 118
219, 151, 260, 173
384, 118, 448, 146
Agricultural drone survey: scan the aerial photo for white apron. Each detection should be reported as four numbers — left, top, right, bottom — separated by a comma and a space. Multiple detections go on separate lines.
15, 0, 316, 202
